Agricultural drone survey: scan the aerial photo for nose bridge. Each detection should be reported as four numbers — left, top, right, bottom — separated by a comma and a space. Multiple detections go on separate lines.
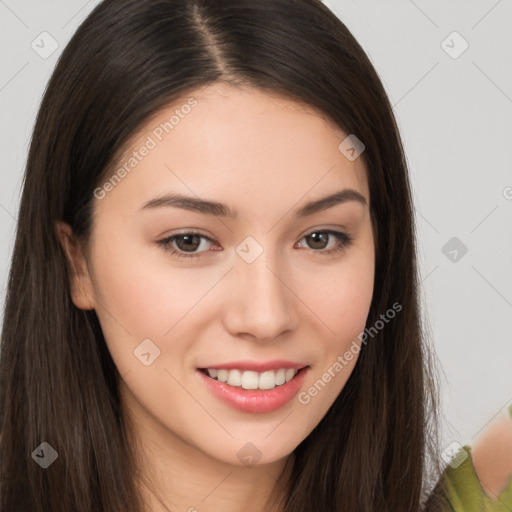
225, 239, 296, 340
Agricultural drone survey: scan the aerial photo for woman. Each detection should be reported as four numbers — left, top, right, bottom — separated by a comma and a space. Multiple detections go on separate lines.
0, 0, 442, 510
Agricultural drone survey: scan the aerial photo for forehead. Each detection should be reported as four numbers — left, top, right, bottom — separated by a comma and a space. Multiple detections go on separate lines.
96, 82, 369, 218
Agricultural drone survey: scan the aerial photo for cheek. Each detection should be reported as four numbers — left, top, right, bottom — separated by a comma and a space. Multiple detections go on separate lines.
318, 269, 373, 326
299, 240, 374, 405
304, 250, 375, 344
295, 258, 374, 425
90, 233, 212, 336
88, 233, 226, 378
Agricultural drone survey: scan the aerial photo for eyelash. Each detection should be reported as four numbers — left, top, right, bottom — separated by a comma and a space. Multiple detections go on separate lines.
156, 229, 354, 260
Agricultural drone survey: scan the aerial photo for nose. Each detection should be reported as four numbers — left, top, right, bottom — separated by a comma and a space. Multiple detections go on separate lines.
222, 249, 299, 343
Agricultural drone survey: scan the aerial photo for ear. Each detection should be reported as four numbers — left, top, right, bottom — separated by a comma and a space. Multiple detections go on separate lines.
55, 221, 96, 310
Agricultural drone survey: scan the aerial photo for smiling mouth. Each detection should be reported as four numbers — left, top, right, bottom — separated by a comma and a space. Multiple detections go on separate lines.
198, 366, 309, 391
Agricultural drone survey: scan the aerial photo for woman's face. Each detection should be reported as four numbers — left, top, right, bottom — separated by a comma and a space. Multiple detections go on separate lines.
65, 82, 375, 467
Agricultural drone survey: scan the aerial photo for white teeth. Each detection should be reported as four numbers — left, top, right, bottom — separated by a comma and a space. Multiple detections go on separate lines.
241, 371, 259, 390
275, 368, 286, 385
227, 369, 242, 387
285, 369, 296, 382
204, 368, 300, 390
258, 370, 276, 390
216, 369, 228, 382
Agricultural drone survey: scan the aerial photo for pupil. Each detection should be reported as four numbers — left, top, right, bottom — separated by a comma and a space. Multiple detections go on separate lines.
308, 232, 327, 249
177, 235, 200, 252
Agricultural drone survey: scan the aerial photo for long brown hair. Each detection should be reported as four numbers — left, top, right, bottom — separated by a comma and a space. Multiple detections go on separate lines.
0, 0, 442, 510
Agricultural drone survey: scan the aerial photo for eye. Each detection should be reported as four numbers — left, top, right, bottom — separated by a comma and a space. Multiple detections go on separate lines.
295, 229, 353, 256
156, 232, 216, 259
156, 229, 354, 260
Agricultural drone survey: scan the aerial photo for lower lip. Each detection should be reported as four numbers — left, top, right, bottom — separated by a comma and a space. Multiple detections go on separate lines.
196, 367, 310, 414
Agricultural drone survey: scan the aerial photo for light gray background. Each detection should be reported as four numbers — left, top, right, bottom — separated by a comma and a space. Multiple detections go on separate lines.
1, 0, 511, 454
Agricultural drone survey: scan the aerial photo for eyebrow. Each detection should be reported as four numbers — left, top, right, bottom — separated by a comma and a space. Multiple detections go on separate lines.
140, 188, 367, 219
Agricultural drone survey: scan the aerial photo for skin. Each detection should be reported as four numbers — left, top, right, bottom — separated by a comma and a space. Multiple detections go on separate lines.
472, 406, 512, 498
57, 82, 375, 512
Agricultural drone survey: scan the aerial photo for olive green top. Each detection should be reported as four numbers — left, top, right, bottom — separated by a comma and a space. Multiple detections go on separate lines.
440, 403, 512, 511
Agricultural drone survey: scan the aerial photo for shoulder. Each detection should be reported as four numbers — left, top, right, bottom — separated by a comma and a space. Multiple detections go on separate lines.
471, 402, 512, 498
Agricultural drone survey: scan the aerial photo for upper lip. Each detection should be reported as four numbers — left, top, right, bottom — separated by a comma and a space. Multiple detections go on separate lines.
198, 360, 309, 372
